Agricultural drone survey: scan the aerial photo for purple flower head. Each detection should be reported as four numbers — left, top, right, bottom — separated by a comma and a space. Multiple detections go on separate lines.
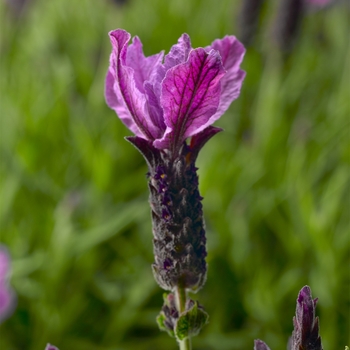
105, 29, 245, 154
0, 245, 16, 323
45, 344, 59, 350
290, 286, 323, 350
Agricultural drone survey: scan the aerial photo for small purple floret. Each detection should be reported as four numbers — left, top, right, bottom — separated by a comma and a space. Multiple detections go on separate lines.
105, 29, 245, 154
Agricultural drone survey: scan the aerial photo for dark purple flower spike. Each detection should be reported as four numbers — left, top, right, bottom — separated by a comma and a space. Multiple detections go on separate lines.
290, 285, 323, 350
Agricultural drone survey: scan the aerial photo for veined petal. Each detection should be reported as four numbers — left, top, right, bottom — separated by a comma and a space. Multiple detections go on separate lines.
200, 36, 246, 131
144, 82, 166, 132
147, 33, 193, 126
126, 36, 164, 94
125, 35, 165, 135
164, 33, 192, 71
105, 69, 143, 137
106, 29, 161, 140
154, 48, 226, 151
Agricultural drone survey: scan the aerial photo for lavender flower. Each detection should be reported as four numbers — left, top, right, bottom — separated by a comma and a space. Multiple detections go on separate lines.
105, 29, 245, 155
290, 286, 323, 350
45, 344, 59, 350
0, 245, 16, 323
254, 339, 271, 350
105, 30, 245, 293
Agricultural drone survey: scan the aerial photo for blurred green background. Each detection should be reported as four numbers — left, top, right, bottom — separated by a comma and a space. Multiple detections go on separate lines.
0, 0, 349, 349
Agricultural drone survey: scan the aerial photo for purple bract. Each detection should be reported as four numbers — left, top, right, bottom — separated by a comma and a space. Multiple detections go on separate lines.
105, 29, 245, 154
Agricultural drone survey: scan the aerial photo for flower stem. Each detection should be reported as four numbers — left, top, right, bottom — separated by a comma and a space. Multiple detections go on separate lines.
175, 286, 192, 350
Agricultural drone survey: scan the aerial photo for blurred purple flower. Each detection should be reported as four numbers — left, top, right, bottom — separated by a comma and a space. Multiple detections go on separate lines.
307, 0, 333, 5
290, 285, 323, 350
0, 246, 16, 323
45, 344, 59, 350
105, 29, 245, 154
254, 339, 271, 350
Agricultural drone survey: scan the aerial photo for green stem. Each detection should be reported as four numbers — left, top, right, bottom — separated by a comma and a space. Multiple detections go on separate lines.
175, 286, 192, 350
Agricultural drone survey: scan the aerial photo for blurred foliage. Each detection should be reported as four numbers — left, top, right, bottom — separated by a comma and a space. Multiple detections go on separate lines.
0, 0, 349, 349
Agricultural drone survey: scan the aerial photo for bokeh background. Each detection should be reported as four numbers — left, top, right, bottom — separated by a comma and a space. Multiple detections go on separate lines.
1, 0, 349, 349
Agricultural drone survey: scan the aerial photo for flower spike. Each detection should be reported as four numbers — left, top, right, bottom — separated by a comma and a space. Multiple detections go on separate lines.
290, 285, 323, 350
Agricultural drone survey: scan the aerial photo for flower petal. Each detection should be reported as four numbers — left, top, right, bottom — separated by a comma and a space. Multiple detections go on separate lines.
125, 36, 165, 134
154, 48, 226, 150
106, 29, 161, 140
201, 36, 246, 130
145, 33, 193, 132
105, 69, 143, 137
125, 36, 164, 94
164, 33, 192, 71
144, 82, 166, 132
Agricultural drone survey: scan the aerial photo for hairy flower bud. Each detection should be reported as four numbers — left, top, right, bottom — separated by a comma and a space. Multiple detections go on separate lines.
126, 128, 221, 291
150, 154, 206, 291
290, 286, 323, 350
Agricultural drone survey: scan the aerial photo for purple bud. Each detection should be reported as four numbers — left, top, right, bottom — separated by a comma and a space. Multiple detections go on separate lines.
254, 339, 271, 350
290, 286, 323, 350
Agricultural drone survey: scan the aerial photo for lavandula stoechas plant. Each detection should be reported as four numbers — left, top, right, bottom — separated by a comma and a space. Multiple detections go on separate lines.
105, 29, 245, 348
